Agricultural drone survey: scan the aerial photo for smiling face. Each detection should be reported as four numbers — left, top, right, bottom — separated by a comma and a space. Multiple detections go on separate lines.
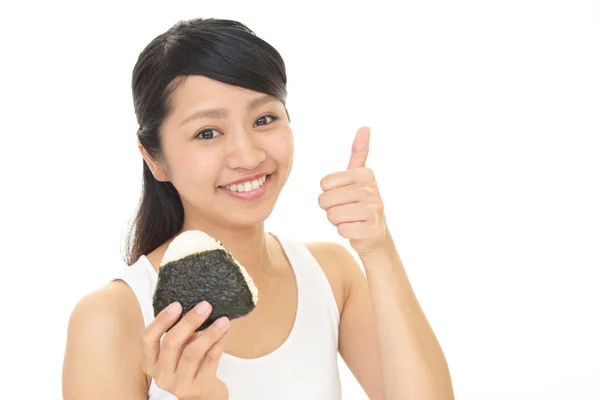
141, 75, 294, 229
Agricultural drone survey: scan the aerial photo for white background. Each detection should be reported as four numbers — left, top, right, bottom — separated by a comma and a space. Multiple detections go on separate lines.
1, 1, 598, 399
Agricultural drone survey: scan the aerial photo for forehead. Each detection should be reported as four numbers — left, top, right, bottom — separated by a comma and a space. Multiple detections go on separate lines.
169, 75, 262, 113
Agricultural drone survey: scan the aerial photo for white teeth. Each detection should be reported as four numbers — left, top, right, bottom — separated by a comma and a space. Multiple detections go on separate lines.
225, 175, 268, 193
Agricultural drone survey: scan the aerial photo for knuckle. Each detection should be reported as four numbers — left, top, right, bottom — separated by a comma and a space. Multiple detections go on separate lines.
161, 335, 179, 352
178, 315, 197, 330
358, 168, 373, 181
180, 347, 199, 364
154, 373, 173, 392
205, 322, 228, 342
367, 200, 384, 212
318, 193, 326, 208
320, 177, 327, 189
326, 210, 336, 224
140, 331, 153, 346
206, 344, 222, 361
196, 385, 209, 398
184, 336, 212, 360
363, 184, 376, 195
207, 326, 225, 342
141, 363, 153, 377
204, 349, 217, 363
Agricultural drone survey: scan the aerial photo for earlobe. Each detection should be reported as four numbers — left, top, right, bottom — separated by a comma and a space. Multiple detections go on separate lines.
146, 160, 170, 182
147, 159, 170, 183
137, 142, 170, 182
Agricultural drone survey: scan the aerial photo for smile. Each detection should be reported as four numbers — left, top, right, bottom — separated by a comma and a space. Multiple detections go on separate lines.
219, 174, 272, 200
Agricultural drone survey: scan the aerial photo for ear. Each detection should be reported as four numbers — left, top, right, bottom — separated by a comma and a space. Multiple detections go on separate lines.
137, 139, 170, 182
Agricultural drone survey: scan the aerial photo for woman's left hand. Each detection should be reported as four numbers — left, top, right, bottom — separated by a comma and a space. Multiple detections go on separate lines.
318, 127, 388, 258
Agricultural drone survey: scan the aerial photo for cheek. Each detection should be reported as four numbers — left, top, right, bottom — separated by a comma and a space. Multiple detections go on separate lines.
269, 129, 294, 167
173, 148, 221, 187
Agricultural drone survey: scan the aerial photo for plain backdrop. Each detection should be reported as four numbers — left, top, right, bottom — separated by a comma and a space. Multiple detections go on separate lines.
1, 0, 598, 399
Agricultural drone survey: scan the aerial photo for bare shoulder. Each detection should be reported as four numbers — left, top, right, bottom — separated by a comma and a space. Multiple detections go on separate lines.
68, 280, 144, 336
304, 241, 363, 316
62, 280, 148, 400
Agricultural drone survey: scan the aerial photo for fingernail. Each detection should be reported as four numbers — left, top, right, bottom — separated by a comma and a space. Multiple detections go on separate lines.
216, 316, 229, 330
195, 301, 210, 315
167, 302, 180, 316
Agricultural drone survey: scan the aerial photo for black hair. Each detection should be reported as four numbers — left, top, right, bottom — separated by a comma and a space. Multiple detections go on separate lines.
124, 17, 289, 265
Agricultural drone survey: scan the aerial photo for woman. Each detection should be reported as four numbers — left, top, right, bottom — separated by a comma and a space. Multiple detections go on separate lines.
62, 17, 454, 400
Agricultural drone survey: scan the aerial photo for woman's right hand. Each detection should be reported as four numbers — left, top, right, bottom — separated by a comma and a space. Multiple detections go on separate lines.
141, 301, 230, 400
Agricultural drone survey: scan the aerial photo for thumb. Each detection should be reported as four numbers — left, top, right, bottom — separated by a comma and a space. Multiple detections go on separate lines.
347, 126, 371, 170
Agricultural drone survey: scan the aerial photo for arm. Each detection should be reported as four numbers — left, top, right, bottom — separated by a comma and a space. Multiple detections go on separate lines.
336, 244, 388, 400
62, 281, 148, 400
344, 232, 454, 399
317, 126, 455, 399
307, 241, 386, 400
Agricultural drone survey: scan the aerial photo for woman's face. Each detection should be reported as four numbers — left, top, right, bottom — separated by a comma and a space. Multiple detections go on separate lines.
151, 75, 294, 229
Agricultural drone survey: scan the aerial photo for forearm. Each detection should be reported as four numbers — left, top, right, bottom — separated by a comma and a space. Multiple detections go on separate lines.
360, 231, 455, 400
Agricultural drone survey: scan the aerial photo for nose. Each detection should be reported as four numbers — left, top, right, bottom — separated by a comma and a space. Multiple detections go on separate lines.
224, 128, 266, 171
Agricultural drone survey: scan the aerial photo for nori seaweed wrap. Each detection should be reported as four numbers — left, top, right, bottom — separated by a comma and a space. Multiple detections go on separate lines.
152, 230, 259, 331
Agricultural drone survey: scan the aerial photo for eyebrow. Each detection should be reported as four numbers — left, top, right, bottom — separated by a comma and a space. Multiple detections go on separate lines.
179, 94, 277, 126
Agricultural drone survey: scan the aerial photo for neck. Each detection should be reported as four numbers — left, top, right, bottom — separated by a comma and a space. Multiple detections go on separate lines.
177, 218, 274, 276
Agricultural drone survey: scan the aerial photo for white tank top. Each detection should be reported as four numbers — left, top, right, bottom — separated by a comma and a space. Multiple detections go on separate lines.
113, 233, 343, 400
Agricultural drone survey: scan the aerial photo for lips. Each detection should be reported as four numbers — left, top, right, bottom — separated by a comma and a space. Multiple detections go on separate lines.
220, 173, 272, 200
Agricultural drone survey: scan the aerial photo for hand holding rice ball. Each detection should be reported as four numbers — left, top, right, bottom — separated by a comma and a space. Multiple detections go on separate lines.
141, 297, 231, 398
152, 230, 259, 332
142, 230, 259, 397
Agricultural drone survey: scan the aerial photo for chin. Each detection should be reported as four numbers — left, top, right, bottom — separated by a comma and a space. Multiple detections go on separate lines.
219, 202, 275, 228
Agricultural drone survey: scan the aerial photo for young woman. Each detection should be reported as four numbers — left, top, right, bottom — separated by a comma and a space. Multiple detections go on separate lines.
62, 17, 454, 400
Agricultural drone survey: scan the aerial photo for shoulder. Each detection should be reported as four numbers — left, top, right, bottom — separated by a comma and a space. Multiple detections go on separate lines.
62, 281, 148, 399
67, 280, 143, 336
304, 241, 363, 316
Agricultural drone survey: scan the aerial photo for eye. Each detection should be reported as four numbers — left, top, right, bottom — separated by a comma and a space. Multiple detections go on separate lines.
195, 128, 222, 140
254, 114, 279, 127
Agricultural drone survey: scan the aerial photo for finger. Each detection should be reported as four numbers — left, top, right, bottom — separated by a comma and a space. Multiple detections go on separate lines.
336, 203, 385, 239
141, 302, 182, 374
326, 203, 371, 226
320, 168, 375, 191
337, 221, 370, 239
347, 126, 371, 170
194, 322, 231, 382
178, 317, 230, 382
159, 301, 212, 374
318, 183, 378, 211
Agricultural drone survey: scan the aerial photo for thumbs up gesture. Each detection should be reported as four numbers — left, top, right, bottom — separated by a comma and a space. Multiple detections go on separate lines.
318, 127, 388, 257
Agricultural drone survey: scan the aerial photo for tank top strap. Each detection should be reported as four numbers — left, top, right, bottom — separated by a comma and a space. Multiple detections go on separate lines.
269, 233, 341, 336
112, 256, 157, 328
